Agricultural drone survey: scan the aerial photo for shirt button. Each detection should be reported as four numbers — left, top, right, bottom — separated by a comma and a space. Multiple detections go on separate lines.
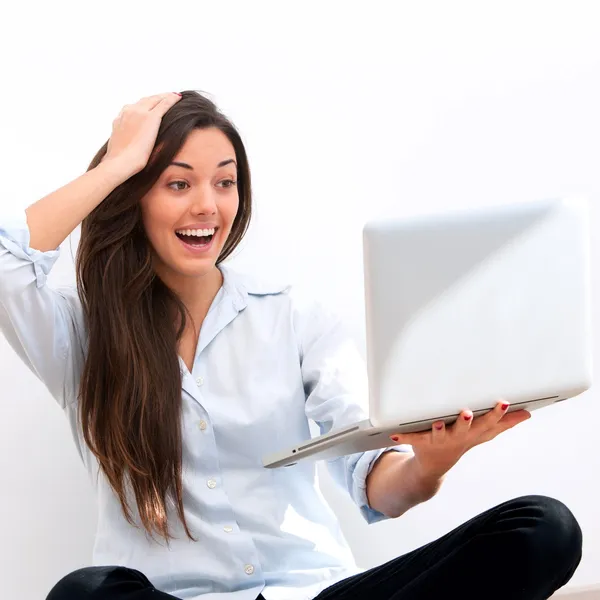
196, 376, 204, 386
198, 420, 207, 431
207, 479, 217, 489
244, 564, 254, 575
223, 526, 233, 533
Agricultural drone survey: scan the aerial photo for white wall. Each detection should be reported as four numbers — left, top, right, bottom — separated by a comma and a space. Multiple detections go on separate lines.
1, 1, 599, 598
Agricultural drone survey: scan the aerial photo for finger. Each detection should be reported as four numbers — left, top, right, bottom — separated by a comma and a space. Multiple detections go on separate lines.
149, 92, 183, 115
473, 400, 510, 432
497, 409, 531, 428
431, 420, 446, 444
389, 430, 430, 446
137, 93, 180, 111
478, 410, 531, 443
451, 409, 473, 436
115, 94, 180, 121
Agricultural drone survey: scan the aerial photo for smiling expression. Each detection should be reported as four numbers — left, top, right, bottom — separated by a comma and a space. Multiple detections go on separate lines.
140, 127, 240, 284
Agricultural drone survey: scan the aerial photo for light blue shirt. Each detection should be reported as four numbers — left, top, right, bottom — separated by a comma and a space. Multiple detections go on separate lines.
0, 210, 404, 600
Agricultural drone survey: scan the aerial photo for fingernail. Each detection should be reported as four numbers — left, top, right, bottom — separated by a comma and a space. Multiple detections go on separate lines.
434, 422, 444, 430
390, 436, 400, 442
501, 402, 510, 411
463, 413, 473, 421
173, 92, 182, 96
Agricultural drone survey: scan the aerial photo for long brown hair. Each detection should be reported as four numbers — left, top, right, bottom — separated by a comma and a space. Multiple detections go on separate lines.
75, 90, 252, 542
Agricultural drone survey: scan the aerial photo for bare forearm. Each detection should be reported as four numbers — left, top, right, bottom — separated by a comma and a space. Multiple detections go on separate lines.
366, 451, 444, 518
25, 159, 133, 252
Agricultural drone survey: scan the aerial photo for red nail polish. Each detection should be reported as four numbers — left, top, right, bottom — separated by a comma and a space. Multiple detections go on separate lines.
174, 92, 182, 96
501, 402, 510, 411
390, 436, 400, 442
463, 414, 473, 421
434, 422, 444, 430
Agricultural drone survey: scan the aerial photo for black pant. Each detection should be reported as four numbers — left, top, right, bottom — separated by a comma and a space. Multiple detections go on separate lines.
46, 495, 582, 600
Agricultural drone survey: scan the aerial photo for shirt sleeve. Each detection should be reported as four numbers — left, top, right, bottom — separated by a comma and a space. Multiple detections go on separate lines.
0, 209, 84, 408
293, 292, 411, 524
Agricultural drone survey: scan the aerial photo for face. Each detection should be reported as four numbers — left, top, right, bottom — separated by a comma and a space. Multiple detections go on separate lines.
140, 127, 240, 288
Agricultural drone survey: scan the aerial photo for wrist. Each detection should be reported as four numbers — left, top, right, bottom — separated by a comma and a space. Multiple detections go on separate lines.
406, 455, 446, 500
366, 452, 444, 518
403, 455, 444, 504
95, 157, 139, 186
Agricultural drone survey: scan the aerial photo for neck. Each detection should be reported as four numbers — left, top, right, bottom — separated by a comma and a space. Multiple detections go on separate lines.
159, 265, 224, 325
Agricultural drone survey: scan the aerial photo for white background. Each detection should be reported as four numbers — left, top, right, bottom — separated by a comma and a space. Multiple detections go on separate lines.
0, 1, 599, 598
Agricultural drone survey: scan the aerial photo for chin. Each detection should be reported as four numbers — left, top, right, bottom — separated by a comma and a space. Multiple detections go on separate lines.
174, 259, 220, 279
152, 252, 220, 283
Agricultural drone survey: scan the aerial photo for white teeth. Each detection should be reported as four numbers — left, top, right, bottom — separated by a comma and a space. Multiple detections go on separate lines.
176, 227, 215, 237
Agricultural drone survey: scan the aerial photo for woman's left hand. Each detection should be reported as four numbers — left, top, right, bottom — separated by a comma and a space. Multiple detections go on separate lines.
388, 401, 531, 482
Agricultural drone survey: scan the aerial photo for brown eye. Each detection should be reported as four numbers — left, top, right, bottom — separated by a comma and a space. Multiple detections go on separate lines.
219, 179, 237, 189
168, 181, 189, 191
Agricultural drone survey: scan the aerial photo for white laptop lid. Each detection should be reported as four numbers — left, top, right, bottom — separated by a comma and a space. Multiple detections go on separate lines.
362, 197, 592, 428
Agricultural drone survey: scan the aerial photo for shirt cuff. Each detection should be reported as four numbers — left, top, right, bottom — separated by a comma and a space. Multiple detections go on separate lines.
0, 209, 61, 288
351, 445, 412, 524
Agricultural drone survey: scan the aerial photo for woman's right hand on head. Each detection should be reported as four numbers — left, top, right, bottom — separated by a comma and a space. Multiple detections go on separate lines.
102, 92, 182, 178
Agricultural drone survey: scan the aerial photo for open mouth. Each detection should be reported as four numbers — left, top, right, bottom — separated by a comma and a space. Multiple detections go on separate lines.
175, 227, 218, 249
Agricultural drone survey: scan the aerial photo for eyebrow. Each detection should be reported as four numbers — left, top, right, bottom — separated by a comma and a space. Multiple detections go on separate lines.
169, 159, 237, 170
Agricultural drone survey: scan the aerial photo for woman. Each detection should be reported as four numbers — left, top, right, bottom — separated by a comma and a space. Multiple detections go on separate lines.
0, 90, 581, 600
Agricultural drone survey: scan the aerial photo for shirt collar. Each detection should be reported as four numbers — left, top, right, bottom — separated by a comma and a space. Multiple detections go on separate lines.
178, 264, 291, 387
218, 263, 290, 312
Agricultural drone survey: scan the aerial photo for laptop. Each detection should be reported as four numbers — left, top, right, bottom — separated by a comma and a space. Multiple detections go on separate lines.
262, 197, 593, 469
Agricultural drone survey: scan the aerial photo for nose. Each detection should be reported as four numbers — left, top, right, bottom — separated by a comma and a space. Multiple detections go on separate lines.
189, 185, 218, 215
